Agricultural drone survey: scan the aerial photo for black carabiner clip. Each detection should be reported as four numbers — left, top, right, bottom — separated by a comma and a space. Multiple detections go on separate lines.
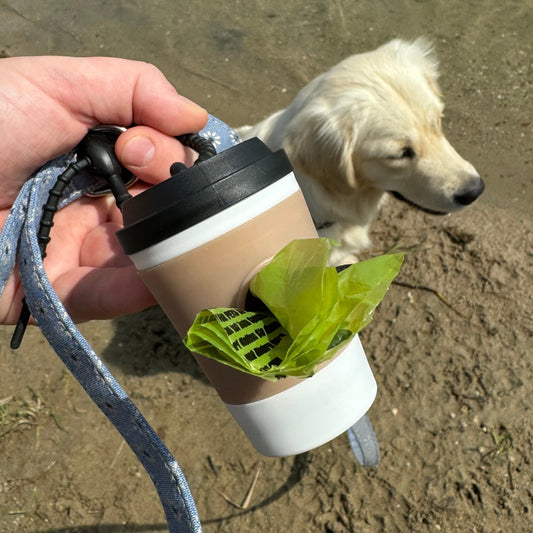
82, 125, 138, 202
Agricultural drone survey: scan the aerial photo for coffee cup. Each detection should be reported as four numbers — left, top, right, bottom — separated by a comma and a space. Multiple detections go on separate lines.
116, 138, 376, 456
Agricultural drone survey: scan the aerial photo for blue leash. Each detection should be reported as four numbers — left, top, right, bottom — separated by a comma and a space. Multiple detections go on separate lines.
0, 115, 379, 532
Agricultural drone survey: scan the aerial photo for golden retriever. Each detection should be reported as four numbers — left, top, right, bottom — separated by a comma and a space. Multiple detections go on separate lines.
237, 38, 484, 264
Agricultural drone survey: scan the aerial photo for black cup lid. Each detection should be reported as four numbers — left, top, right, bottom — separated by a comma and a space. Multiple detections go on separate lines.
116, 137, 293, 255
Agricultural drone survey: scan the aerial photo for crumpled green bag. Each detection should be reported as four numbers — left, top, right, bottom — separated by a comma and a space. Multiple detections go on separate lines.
184, 239, 403, 381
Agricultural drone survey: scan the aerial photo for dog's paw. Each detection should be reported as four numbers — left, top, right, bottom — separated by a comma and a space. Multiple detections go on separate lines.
318, 223, 371, 265
328, 247, 360, 267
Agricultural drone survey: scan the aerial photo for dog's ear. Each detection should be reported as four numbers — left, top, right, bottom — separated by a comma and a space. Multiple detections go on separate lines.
282, 103, 359, 193
388, 38, 441, 97
410, 37, 441, 97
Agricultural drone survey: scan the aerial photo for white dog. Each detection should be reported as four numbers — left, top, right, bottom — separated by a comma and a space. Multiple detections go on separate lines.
237, 38, 484, 264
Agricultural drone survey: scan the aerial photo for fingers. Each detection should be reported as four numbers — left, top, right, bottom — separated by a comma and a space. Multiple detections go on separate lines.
54, 265, 157, 323
79, 222, 131, 268
127, 61, 209, 135
71, 57, 209, 135
0, 56, 209, 198
115, 126, 198, 184
0, 265, 155, 325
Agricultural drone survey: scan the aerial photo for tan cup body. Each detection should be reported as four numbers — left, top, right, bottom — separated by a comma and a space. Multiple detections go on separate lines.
138, 190, 318, 404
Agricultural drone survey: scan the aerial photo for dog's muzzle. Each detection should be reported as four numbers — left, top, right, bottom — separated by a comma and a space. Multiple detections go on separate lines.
391, 175, 485, 215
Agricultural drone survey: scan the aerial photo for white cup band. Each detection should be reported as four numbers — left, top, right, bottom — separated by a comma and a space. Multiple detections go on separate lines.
129, 173, 300, 270
224, 335, 377, 457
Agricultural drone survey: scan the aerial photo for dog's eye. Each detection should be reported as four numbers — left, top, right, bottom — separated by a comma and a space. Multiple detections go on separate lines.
387, 147, 416, 161
400, 147, 416, 159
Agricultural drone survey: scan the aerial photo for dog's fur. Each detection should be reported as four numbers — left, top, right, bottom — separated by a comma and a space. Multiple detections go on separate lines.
237, 38, 484, 264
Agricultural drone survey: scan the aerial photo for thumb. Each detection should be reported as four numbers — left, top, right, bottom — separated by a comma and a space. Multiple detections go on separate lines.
115, 126, 198, 184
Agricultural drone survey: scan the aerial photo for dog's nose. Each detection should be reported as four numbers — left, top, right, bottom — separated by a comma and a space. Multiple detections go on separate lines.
454, 177, 485, 206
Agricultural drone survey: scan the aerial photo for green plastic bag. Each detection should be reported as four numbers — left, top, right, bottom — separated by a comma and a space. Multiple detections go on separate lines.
184, 239, 403, 381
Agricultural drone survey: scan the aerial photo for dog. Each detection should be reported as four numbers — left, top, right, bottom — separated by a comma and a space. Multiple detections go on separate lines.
237, 38, 484, 264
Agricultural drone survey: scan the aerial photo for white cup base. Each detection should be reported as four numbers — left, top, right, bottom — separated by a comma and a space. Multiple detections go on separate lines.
224, 334, 377, 457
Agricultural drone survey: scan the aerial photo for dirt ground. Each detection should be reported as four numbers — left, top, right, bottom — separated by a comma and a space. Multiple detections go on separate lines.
0, 1, 532, 532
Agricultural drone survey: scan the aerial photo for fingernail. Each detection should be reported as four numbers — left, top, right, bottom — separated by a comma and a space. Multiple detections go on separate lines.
121, 136, 155, 167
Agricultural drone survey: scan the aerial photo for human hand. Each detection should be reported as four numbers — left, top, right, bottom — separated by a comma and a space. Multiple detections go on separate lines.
0, 56, 208, 325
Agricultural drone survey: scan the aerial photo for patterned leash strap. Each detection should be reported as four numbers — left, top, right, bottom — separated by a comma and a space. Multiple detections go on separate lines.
0, 115, 239, 532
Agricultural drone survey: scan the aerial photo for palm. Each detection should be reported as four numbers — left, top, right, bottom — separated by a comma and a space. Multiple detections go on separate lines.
1, 185, 153, 325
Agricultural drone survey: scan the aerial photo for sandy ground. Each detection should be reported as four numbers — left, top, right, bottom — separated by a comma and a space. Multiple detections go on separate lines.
0, 1, 532, 532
